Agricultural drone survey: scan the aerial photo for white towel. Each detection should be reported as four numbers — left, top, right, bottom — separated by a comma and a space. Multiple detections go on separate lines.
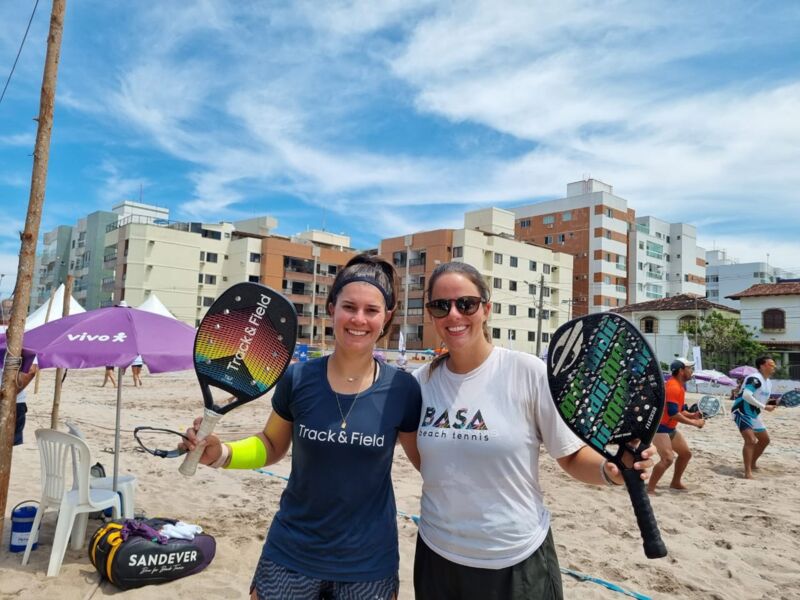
160, 521, 203, 540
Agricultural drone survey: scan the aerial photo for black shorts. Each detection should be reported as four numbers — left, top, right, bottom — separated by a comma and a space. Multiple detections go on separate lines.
413, 529, 563, 600
14, 402, 27, 446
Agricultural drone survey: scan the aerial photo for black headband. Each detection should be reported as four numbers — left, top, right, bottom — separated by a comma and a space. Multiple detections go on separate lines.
330, 275, 395, 309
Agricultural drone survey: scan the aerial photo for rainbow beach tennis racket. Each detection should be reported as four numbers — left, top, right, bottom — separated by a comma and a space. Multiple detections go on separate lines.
179, 283, 297, 476
547, 313, 667, 559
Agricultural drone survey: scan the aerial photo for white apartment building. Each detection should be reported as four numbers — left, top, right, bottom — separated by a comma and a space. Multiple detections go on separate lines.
512, 178, 633, 315
628, 216, 706, 303
705, 249, 799, 309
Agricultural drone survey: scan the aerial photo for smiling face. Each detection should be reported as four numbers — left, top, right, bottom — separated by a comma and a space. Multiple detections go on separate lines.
428, 272, 492, 357
329, 282, 391, 354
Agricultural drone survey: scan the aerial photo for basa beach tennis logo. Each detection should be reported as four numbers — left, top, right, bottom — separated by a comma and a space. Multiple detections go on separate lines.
419, 406, 489, 442
66, 332, 127, 342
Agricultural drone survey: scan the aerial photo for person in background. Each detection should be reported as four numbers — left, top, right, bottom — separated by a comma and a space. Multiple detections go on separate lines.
184, 254, 421, 600
102, 365, 116, 388
0, 361, 39, 446
731, 356, 777, 479
130, 355, 143, 387
412, 261, 653, 600
647, 358, 705, 494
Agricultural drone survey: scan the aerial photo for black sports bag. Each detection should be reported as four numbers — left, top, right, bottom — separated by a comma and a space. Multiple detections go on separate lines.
89, 517, 216, 590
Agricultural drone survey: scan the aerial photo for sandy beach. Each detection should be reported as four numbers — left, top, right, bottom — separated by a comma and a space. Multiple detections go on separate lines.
1, 366, 799, 599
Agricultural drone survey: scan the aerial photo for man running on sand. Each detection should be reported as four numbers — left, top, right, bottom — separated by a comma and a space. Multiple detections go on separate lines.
648, 358, 705, 494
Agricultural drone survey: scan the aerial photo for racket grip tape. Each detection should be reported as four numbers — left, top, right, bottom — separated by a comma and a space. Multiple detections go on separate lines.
622, 467, 668, 559
179, 407, 223, 476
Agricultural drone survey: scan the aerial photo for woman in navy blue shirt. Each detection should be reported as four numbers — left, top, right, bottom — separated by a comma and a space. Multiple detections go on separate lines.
186, 254, 421, 600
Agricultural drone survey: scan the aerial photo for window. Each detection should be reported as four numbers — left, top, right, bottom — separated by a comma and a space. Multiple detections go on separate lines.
492, 328, 501, 339
543, 287, 551, 297
202, 296, 214, 307
544, 235, 553, 245
529, 260, 537, 271
519, 219, 531, 228
509, 305, 517, 316
206, 252, 218, 263
640, 317, 658, 334
509, 281, 517, 291
507, 329, 516, 341
248, 275, 260, 283
606, 208, 613, 217
678, 316, 697, 333
494, 253, 503, 265
452, 246, 463, 258
493, 277, 502, 289
639, 241, 644, 249
493, 303, 502, 314
605, 231, 612, 239
543, 264, 551, 274
543, 215, 555, 225
510, 256, 518, 267
557, 234, 565, 243
562, 211, 572, 221
542, 310, 550, 319
528, 283, 536, 295
604, 275, 611, 284
528, 331, 536, 342
528, 307, 536, 318
763, 309, 785, 330
250, 252, 261, 263
204, 274, 217, 284
541, 333, 550, 343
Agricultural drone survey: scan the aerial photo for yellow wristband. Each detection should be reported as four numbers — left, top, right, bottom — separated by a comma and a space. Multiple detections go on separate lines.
224, 435, 268, 469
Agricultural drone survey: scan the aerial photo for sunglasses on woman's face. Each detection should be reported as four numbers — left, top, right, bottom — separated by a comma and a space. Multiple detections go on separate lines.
425, 296, 485, 319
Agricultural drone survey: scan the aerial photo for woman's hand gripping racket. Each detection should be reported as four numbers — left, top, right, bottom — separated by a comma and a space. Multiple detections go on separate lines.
179, 283, 297, 476
547, 313, 667, 559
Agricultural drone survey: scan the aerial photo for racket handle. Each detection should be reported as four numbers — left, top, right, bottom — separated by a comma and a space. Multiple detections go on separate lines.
622, 467, 668, 559
179, 407, 222, 476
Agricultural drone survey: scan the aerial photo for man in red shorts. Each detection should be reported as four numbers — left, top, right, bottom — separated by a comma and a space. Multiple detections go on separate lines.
647, 358, 705, 493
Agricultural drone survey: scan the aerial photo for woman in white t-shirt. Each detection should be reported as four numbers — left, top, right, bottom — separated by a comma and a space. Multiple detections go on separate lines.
412, 261, 654, 599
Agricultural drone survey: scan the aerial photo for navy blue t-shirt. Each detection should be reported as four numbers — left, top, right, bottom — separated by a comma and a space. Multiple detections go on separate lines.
262, 356, 422, 581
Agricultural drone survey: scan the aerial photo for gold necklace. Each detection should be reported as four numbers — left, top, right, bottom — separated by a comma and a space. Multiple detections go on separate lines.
333, 359, 377, 429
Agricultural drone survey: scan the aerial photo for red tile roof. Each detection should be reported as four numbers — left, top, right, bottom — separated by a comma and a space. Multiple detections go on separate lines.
727, 281, 800, 299
612, 293, 739, 314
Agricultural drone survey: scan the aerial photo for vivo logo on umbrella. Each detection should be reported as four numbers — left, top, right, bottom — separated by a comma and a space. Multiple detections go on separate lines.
66, 332, 128, 343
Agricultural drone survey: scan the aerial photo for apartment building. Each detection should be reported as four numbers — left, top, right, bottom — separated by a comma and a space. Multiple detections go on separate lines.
32, 225, 73, 309
380, 208, 573, 356
104, 214, 274, 325
261, 230, 357, 346
628, 217, 705, 303
705, 249, 799, 309
512, 178, 634, 315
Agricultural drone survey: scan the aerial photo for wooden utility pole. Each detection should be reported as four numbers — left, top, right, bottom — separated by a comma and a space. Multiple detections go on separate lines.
50, 275, 72, 427
0, 0, 67, 539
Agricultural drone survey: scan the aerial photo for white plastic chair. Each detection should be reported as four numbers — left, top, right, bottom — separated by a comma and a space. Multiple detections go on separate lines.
65, 421, 137, 518
22, 429, 121, 577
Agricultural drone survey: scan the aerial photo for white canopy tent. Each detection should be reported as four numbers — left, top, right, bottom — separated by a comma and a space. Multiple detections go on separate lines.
26, 283, 86, 329
137, 293, 177, 319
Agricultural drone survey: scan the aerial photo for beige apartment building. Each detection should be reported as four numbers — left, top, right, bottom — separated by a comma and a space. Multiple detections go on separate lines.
105, 211, 357, 335
381, 208, 573, 356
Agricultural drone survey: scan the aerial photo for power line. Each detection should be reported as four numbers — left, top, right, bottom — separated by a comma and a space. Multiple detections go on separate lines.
0, 0, 40, 106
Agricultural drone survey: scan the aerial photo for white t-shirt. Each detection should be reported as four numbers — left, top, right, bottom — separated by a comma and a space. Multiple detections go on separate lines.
413, 347, 584, 569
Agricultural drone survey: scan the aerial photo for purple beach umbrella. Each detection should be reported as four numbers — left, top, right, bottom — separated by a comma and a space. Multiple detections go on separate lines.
1, 305, 196, 488
729, 365, 758, 379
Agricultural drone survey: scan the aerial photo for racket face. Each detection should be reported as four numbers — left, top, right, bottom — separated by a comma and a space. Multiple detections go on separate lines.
779, 390, 800, 407
547, 313, 665, 460
194, 283, 297, 414
698, 395, 721, 417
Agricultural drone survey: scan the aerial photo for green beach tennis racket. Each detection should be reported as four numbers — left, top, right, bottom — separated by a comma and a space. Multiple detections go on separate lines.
179, 282, 297, 476
547, 313, 667, 559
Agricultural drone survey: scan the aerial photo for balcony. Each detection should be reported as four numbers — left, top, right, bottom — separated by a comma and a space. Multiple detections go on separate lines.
646, 250, 663, 260
646, 271, 663, 280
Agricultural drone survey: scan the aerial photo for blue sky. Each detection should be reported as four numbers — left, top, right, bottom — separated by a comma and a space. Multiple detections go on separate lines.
2, 1, 800, 298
